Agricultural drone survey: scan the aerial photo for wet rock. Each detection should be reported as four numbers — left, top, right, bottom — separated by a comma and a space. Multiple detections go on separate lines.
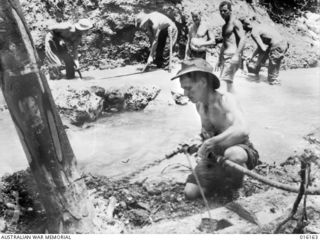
104, 89, 125, 112
143, 181, 162, 196
128, 209, 150, 226
0, 104, 8, 112
171, 91, 189, 105
124, 86, 161, 111
104, 86, 160, 112
90, 86, 106, 98
52, 87, 104, 126
119, 201, 127, 209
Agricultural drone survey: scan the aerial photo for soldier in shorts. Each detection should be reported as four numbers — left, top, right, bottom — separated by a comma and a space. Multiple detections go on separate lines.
216, 1, 246, 93
171, 58, 259, 200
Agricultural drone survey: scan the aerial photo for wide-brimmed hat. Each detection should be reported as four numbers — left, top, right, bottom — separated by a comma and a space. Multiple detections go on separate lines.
75, 19, 93, 31
171, 58, 220, 89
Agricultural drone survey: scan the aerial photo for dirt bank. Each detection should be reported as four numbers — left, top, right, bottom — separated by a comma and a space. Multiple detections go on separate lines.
20, 0, 320, 71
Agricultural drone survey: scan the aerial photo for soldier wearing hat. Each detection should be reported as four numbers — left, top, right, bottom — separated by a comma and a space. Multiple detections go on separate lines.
135, 11, 178, 72
45, 18, 93, 79
172, 58, 259, 199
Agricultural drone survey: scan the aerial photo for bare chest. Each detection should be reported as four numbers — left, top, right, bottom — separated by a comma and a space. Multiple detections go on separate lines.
196, 24, 208, 38
222, 22, 234, 38
198, 104, 228, 134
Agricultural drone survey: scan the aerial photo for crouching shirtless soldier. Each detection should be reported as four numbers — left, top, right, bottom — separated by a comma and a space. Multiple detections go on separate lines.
171, 58, 260, 199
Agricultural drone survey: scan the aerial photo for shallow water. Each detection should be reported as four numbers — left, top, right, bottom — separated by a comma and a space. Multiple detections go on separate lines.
0, 67, 319, 178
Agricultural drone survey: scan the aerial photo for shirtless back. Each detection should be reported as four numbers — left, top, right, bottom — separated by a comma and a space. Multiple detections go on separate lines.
138, 12, 175, 40
251, 23, 284, 48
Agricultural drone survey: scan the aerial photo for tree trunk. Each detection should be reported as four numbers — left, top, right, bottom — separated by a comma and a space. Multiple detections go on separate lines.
0, 0, 95, 233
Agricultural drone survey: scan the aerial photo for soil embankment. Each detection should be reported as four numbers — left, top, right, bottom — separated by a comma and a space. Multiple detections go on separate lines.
21, 0, 320, 71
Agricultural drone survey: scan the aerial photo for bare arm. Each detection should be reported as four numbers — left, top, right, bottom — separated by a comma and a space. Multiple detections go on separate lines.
210, 95, 249, 148
198, 94, 249, 158
249, 47, 260, 61
72, 37, 81, 62
149, 28, 160, 57
251, 30, 268, 52
185, 27, 191, 59
48, 22, 72, 31
202, 28, 216, 47
233, 20, 246, 57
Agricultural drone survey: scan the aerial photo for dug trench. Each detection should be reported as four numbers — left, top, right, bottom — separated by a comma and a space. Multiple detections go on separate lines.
1, 64, 320, 234
1, 133, 320, 233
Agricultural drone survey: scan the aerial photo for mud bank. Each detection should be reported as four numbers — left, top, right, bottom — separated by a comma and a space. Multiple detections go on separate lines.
1, 131, 320, 234
20, 0, 320, 71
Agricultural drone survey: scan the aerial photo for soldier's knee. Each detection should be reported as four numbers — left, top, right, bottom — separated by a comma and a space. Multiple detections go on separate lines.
224, 146, 248, 167
184, 183, 201, 200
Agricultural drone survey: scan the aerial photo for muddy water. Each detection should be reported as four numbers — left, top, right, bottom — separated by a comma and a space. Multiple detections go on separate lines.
0, 67, 319, 178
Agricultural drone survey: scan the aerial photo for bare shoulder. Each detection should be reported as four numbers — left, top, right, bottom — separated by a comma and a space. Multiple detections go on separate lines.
220, 92, 240, 110
48, 22, 72, 31
233, 19, 243, 29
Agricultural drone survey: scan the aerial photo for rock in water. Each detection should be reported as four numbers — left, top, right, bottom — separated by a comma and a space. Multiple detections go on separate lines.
124, 86, 161, 111
171, 91, 189, 105
90, 86, 106, 97
52, 87, 104, 126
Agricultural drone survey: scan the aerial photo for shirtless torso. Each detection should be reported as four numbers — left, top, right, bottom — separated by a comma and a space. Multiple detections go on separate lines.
189, 22, 211, 52
196, 92, 245, 144
221, 16, 243, 57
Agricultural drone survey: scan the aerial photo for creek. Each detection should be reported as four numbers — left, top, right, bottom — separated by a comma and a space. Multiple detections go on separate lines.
0, 67, 319, 179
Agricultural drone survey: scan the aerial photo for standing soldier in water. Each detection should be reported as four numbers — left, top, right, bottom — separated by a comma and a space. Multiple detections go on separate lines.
135, 11, 178, 72
240, 17, 289, 85
45, 19, 93, 80
185, 11, 216, 60
216, 1, 246, 93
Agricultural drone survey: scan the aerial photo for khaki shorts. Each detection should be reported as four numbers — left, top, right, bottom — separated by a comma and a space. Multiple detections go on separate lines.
220, 55, 239, 83
186, 140, 260, 193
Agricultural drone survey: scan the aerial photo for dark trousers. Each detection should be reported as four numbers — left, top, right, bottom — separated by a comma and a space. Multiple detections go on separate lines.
154, 28, 170, 68
49, 37, 75, 79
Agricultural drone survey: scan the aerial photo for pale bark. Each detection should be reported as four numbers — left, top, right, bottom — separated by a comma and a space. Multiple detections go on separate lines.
0, 0, 94, 233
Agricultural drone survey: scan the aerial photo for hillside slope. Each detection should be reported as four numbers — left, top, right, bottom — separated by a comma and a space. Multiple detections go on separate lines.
20, 0, 319, 70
